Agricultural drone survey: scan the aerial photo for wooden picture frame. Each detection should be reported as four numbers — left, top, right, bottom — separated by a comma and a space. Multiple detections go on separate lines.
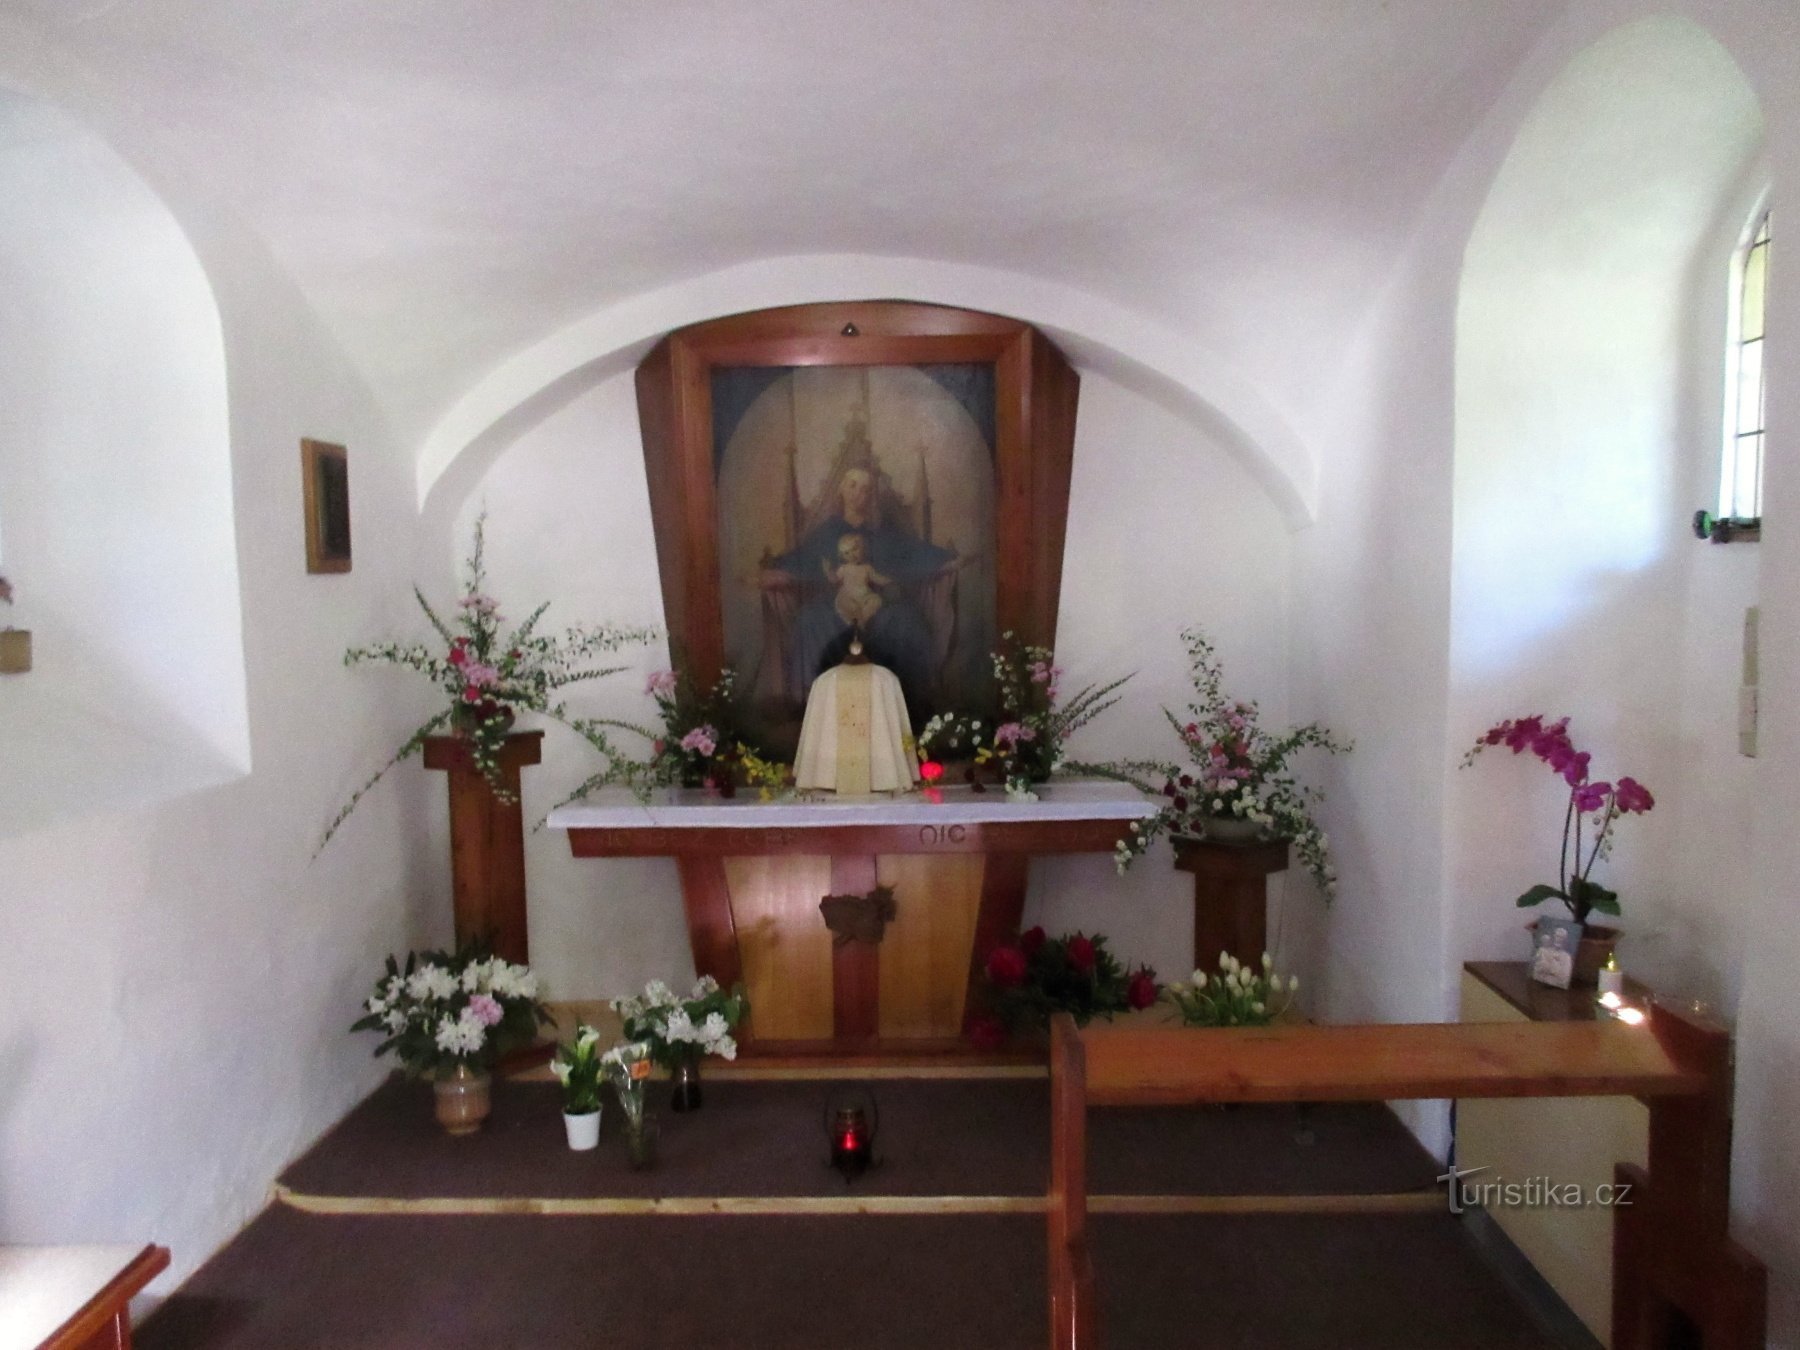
301, 438, 352, 574
634, 301, 1080, 751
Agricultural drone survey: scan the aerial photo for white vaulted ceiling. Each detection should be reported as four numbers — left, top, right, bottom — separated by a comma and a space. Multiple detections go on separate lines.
7, 0, 1566, 445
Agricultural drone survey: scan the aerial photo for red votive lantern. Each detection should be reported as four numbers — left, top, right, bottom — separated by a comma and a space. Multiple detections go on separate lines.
824, 1089, 879, 1182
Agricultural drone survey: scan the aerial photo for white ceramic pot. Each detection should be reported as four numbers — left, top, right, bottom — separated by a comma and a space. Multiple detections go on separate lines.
563, 1108, 602, 1151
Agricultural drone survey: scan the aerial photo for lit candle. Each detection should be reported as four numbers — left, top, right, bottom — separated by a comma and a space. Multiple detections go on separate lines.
829, 1106, 874, 1180
1597, 952, 1625, 998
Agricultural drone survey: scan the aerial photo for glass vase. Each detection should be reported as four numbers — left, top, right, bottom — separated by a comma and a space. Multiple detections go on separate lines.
625, 1113, 659, 1170
433, 1064, 492, 1136
670, 1058, 703, 1112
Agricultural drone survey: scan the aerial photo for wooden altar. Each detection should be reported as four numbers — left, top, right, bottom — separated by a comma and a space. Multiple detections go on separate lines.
599, 300, 1105, 1059
549, 782, 1153, 1056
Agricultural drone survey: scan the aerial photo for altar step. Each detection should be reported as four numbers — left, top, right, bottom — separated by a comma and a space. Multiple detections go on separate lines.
275, 1077, 1444, 1211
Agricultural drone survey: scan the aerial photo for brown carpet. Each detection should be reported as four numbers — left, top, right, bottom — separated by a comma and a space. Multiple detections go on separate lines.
279, 1077, 1443, 1201
140, 1209, 1559, 1349
142, 1077, 1575, 1347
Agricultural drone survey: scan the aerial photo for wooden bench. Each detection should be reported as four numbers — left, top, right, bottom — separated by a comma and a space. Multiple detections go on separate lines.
1047, 1008, 1765, 1349
0, 1244, 169, 1350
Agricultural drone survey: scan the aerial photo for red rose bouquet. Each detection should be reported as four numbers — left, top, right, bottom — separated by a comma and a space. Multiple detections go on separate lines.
977, 927, 1157, 1033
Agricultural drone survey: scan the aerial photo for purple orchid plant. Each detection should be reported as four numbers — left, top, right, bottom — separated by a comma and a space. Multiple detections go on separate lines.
1463, 715, 1655, 929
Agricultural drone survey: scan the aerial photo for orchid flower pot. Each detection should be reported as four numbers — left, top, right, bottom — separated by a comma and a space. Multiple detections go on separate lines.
1572, 924, 1620, 987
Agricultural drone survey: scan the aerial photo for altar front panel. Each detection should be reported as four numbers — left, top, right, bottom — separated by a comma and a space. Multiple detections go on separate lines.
552, 783, 1153, 1059
719, 853, 987, 1043
875, 854, 985, 1039
724, 855, 835, 1041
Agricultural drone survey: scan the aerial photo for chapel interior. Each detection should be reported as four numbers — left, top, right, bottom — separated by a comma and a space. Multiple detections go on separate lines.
3, 2, 1799, 1348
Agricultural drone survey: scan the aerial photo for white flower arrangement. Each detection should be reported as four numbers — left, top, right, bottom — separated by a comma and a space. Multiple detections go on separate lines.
352, 945, 551, 1078
1161, 951, 1298, 1028
610, 975, 745, 1070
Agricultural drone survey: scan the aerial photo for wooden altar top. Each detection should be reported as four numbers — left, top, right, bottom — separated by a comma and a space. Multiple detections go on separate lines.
547, 779, 1156, 857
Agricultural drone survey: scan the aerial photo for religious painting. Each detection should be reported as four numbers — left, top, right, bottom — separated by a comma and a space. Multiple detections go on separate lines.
301, 437, 351, 574
712, 363, 999, 755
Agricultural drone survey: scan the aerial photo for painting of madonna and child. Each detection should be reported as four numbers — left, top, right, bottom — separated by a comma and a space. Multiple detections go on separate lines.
712, 363, 999, 757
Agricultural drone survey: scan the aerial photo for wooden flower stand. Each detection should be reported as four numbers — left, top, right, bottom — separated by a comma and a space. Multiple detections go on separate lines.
422, 730, 542, 966
1171, 836, 1289, 972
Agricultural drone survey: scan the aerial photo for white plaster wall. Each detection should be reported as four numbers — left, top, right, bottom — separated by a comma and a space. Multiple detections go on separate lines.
1706, 2, 1800, 1340
1296, 0, 1800, 1331
1448, 19, 1763, 1011
0, 54, 444, 1296
1285, 251, 1462, 1156
0, 92, 250, 836
459, 367, 1294, 1001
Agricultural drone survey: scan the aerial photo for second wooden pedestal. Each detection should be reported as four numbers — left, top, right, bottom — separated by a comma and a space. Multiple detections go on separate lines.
1171, 836, 1289, 972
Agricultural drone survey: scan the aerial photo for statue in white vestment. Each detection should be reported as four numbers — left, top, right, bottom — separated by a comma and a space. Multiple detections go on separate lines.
793, 639, 920, 795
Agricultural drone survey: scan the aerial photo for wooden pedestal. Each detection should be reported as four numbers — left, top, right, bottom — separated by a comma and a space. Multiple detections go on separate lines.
422, 730, 542, 965
1171, 836, 1289, 972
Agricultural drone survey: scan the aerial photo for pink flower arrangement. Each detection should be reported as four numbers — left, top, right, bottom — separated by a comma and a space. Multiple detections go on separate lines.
680, 725, 718, 758
325, 512, 657, 852
1464, 715, 1655, 929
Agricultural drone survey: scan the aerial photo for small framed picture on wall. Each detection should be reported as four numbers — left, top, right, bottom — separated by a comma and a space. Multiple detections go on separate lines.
1530, 914, 1580, 989
302, 438, 351, 573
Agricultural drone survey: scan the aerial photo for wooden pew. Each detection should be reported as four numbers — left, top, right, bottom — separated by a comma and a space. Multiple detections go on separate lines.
1047, 1007, 1765, 1350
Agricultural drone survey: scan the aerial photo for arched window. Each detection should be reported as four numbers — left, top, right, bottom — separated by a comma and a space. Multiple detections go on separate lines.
1704, 207, 1770, 540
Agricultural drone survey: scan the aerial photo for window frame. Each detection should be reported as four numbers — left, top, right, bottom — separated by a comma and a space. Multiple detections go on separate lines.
1706, 203, 1771, 542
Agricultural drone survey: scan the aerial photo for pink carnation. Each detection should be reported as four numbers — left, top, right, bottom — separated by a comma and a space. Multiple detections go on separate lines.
463, 662, 501, 688
681, 725, 717, 758
993, 722, 1037, 749
468, 993, 503, 1027
645, 670, 679, 696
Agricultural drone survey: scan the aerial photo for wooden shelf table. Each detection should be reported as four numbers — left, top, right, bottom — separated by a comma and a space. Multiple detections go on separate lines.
549, 780, 1154, 1058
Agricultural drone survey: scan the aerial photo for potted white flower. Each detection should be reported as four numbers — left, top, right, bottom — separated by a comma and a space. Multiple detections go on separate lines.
551, 1025, 606, 1150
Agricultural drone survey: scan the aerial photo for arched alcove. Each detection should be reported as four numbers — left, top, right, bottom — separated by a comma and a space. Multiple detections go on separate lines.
1447, 18, 1763, 1007
413, 256, 1320, 531
0, 88, 248, 838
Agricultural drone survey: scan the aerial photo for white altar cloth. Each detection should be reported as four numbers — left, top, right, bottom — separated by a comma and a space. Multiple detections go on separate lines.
546, 779, 1155, 832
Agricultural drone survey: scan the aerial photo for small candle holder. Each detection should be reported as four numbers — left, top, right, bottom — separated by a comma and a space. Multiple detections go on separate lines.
1596, 952, 1625, 999
824, 1087, 880, 1183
